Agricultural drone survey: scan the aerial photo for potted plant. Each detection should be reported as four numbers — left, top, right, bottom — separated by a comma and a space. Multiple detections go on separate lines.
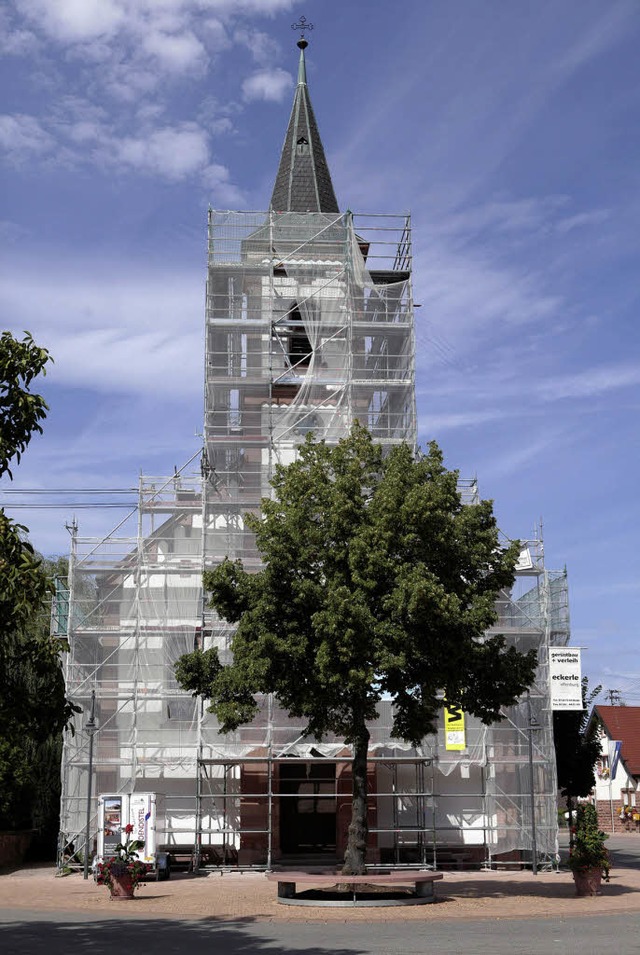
96, 824, 148, 900
568, 804, 610, 897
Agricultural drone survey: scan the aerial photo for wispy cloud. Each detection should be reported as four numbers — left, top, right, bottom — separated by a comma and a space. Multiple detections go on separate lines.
1, 260, 204, 399
242, 68, 293, 103
141, 27, 208, 75
108, 123, 210, 180
334, 3, 637, 219
478, 431, 568, 482
0, 113, 54, 157
13, 0, 295, 49
537, 363, 640, 402
417, 408, 514, 436
16, 0, 126, 43
0, 106, 244, 197
423, 356, 640, 409
555, 209, 612, 235
1, 1, 299, 188
414, 239, 564, 353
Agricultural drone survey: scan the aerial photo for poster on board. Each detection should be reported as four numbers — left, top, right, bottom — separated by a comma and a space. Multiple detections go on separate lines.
444, 705, 466, 751
99, 794, 124, 858
129, 792, 156, 863
549, 648, 583, 710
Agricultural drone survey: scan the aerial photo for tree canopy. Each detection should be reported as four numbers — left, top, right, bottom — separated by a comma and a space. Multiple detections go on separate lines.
0, 331, 77, 844
1, 331, 52, 637
176, 424, 538, 872
0, 555, 76, 834
0, 330, 50, 479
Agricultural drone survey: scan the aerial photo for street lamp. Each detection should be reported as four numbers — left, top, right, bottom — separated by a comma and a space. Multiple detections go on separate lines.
83, 689, 97, 880
526, 691, 540, 876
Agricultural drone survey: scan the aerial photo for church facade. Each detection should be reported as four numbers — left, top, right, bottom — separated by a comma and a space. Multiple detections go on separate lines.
58, 38, 568, 872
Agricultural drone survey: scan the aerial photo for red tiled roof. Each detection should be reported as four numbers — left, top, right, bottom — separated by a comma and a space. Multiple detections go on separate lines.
595, 705, 640, 776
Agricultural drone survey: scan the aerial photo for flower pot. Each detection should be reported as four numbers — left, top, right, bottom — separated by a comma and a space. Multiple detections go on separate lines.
109, 872, 135, 900
573, 867, 603, 897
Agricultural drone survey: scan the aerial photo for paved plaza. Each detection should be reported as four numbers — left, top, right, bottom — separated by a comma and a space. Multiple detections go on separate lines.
0, 836, 638, 954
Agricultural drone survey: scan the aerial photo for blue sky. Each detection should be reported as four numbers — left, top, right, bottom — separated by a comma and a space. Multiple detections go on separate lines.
1, 0, 639, 701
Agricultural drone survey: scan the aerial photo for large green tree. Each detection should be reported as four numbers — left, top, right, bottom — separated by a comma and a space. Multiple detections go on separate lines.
0, 332, 77, 844
0, 555, 75, 834
176, 424, 537, 873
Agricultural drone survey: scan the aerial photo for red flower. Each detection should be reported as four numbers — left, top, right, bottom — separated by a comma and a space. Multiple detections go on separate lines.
123, 823, 134, 835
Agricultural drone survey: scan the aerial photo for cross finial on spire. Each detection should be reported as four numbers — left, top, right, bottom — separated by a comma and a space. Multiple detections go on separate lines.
291, 15, 314, 49
270, 14, 339, 213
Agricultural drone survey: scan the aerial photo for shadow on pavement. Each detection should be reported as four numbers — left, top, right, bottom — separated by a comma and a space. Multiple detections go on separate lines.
559, 830, 640, 871
0, 915, 368, 955
607, 848, 640, 870
442, 877, 631, 899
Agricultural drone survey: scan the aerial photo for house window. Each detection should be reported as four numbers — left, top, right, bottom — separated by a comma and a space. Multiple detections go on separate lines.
296, 136, 309, 155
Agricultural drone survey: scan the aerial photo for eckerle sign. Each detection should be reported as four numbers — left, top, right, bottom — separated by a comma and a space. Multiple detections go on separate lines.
549, 648, 583, 710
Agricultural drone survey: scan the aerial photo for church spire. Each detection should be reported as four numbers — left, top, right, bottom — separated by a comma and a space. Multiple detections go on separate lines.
269, 36, 339, 213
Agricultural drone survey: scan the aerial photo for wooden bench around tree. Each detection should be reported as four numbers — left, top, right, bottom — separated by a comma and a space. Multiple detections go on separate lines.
266, 870, 444, 906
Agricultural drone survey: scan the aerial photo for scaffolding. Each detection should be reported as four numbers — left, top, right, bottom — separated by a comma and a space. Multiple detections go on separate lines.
58, 210, 567, 871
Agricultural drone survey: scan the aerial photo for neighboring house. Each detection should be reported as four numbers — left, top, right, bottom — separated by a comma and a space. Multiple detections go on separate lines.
57, 36, 572, 872
590, 705, 640, 833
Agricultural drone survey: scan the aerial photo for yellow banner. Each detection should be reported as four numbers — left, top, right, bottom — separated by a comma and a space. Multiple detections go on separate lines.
444, 705, 466, 751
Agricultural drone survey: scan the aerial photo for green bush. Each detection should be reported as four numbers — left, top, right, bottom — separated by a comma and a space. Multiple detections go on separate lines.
569, 804, 610, 878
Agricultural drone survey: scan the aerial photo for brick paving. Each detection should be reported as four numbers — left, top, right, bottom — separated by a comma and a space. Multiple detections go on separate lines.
0, 863, 638, 922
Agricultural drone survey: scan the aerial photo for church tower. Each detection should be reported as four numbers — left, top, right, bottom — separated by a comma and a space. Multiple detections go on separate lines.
198, 36, 416, 863
202, 35, 416, 571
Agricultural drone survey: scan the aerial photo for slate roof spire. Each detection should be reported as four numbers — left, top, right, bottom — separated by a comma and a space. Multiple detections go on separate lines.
270, 37, 340, 213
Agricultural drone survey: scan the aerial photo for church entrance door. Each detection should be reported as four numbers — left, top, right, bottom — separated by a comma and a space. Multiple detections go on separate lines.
279, 761, 337, 855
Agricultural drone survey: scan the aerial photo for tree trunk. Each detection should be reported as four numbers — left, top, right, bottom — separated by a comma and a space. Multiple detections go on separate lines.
568, 794, 574, 852
342, 724, 370, 875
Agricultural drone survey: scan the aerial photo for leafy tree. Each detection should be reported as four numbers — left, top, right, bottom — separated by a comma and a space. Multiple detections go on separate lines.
1, 331, 52, 637
0, 332, 77, 846
0, 330, 50, 479
176, 424, 537, 874
554, 678, 602, 845
1, 331, 51, 617
0, 556, 76, 834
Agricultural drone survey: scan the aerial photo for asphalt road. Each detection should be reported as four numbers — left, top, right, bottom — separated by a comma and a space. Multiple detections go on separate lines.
1, 908, 639, 955
559, 830, 640, 869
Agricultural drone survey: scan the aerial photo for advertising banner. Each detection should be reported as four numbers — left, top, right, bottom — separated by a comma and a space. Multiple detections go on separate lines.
549, 648, 583, 710
444, 705, 466, 751
129, 792, 156, 863
97, 792, 157, 864
98, 794, 125, 859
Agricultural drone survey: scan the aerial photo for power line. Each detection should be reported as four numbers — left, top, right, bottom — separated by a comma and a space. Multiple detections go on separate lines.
1, 503, 138, 509
1, 488, 137, 494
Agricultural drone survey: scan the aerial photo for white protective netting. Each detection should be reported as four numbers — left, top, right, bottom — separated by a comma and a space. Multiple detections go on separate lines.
58, 209, 566, 870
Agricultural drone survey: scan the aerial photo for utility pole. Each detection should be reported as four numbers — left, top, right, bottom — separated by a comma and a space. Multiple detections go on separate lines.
83, 690, 97, 880
526, 691, 539, 876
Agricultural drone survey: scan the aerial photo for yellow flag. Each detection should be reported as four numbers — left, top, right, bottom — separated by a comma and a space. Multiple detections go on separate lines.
444, 705, 466, 751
